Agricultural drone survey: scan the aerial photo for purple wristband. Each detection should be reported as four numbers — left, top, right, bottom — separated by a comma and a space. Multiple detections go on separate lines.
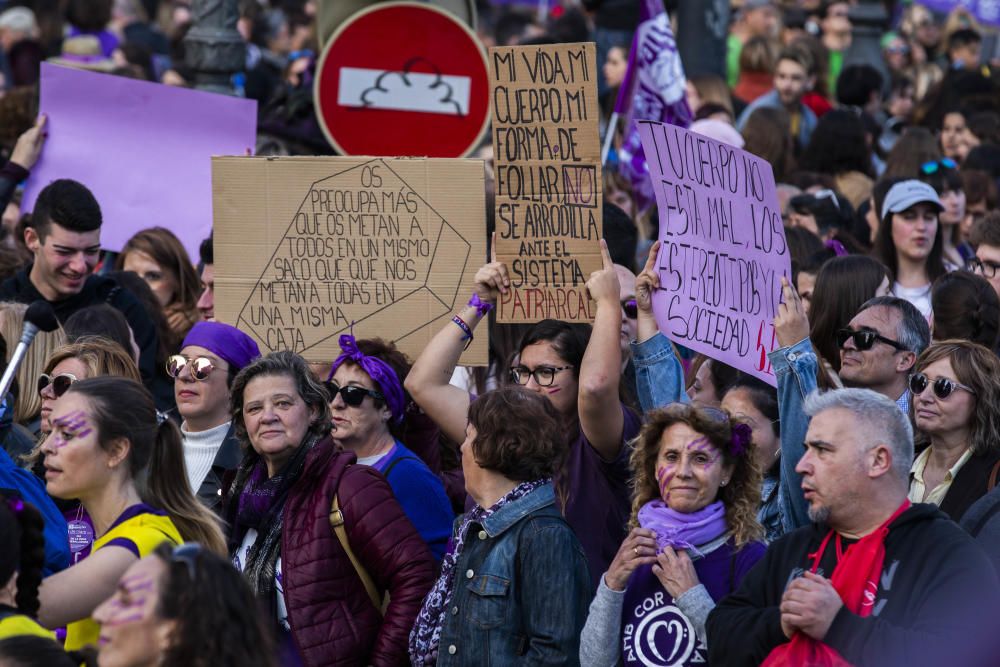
468, 293, 494, 317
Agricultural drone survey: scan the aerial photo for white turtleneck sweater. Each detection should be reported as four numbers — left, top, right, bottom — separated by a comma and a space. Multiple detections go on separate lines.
180, 421, 232, 492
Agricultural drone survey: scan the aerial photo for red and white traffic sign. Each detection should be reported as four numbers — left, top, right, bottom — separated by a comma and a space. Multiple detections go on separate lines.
315, 2, 490, 158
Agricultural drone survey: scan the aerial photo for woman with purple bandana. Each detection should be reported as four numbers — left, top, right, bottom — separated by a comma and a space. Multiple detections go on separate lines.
579, 404, 766, 666
325, 335, 453, 560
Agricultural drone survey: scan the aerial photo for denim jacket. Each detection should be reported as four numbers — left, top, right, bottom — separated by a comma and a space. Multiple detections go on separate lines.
435, 483, 591, 666
631, 332, 689, 412
767, 337, 818, 533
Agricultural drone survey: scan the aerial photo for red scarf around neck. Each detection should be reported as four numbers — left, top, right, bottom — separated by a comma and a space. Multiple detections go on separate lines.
761, 500, 912, 667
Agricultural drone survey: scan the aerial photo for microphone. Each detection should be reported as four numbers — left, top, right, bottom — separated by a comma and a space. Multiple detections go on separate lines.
0, 301, 59, 406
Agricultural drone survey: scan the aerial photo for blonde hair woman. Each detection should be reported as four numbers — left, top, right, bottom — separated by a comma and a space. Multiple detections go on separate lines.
0, 302, 65, 427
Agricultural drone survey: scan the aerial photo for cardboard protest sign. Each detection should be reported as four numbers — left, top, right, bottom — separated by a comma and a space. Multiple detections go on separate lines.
489, 42, 602, 323
212, 156, 488, 365
23, 63, 256, 262
638, 120, 791, 386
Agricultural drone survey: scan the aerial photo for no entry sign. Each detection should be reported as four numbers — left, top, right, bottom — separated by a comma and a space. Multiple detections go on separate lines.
315, 2, 490, 158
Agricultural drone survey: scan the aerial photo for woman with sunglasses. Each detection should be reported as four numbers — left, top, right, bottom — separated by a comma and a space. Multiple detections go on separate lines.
36, 377, 226, 651
872, 179, 948, 318
407, 240, 642, 591
170, 322, 259, 513
92, 543, 275, 667
908, 340, 1000, 523
579, 404, 765, 665
325, 335, 453, 560
0, 301, 65, 432
225, 350, 434, 666
37, 339, 141, 437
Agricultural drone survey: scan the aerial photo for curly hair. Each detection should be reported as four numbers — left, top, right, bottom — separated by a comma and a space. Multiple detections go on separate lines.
468, 387, 567, 482
628, 404, 763, 548
153, 543, 276, 667
913, 340, 1000, 457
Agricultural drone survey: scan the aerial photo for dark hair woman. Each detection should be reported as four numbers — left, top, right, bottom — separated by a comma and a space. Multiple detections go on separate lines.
37, 377, 226, 651
931, 272, 1000, 349
92, 543, 276, 667
0, 497, 50, 640
407, 241, 642, 591
799, 109, 875, 209
872, 179, 948, 319
0, 635, 96, 667
409, 387, 590, 665
225, 351, 435, 666
919, 158, 970, 267
579, 404, 766, 665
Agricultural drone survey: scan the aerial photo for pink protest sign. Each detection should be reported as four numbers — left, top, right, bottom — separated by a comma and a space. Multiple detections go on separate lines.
637, 119, 790, 386
23, 63, 257, 261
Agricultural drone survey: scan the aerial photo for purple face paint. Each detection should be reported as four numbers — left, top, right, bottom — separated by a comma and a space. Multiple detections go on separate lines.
51, 410, 93, 441
656, 463, 676, 501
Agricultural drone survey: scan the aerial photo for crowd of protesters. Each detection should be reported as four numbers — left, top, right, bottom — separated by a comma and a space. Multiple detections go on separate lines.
0, 0, 999, 666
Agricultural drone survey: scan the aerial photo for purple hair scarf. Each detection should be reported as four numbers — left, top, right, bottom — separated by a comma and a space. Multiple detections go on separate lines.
328, 334, 405, 422
638, 500, 727, 555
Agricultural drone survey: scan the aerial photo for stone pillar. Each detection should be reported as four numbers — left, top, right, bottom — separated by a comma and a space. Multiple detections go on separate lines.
843, 0, 890, 87
183, 0, 245, 95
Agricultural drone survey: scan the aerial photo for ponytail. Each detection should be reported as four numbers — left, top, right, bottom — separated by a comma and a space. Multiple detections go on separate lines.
0, 496, 45, 617
65, 377, 228, 557
145, 419, 228, 556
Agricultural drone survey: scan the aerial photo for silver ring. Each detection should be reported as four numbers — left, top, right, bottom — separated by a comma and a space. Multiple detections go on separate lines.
633, 546, 640, 556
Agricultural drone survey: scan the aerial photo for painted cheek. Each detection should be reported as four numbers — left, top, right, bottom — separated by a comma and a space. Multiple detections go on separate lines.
656, 464, 675, 500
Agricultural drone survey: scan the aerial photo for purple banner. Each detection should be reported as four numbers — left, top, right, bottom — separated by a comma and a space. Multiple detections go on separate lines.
919, 1, 1000, 27
638, 119, 791, 386
23, 63, 257, 261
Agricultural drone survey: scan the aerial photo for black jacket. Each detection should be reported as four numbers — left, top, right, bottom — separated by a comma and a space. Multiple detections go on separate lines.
195, 423, 242, 515
0, 265, 164, 405
938, 449, 1000, 523
706, 503, 1000, 667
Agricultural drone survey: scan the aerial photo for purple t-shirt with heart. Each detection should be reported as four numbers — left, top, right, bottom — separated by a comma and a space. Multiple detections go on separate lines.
559, 403, 642, 591
620, 538, 766, 666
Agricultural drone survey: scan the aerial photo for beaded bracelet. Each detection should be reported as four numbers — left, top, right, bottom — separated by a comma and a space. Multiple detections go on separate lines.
452, 315, 474, 350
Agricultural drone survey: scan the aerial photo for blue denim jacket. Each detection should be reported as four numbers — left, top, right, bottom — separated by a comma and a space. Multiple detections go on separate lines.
768, 337, 819, 532
435, 483, 591, 666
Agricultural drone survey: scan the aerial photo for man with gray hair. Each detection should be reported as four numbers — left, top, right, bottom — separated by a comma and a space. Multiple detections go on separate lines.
771, 279, 930, 531
706, 388, 1000, 666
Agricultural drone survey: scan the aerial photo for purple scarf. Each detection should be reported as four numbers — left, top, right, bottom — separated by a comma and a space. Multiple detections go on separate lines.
638, 500, 727, 555
408, 478, 551, 666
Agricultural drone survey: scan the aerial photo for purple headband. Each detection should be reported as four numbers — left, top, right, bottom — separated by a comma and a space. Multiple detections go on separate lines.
328, 334, 405, 423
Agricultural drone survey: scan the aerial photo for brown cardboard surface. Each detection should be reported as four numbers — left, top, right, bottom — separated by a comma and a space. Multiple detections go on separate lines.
489, 41, 602, 323
212, 156, 488, 365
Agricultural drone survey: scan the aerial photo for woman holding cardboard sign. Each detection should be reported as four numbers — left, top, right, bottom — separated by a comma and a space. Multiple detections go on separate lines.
406, 237, 641, 591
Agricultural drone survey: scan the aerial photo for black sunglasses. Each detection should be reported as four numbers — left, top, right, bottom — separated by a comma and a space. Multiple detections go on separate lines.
37, 373, 77, 398
835, 327, 907, 352
324, 381, 384, 407
908, 372, 975, 400
621, 298, 637, 319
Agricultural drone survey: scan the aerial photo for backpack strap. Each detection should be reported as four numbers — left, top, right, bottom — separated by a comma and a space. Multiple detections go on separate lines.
329, 493, 383, 615
382, 455, 419, 480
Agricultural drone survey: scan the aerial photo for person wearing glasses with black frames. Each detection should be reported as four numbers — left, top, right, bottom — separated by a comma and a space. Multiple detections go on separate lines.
407, 239, 642, 592
968, 210, 1000, 301
908, 340, 1000, 525
170, 322, 260, 514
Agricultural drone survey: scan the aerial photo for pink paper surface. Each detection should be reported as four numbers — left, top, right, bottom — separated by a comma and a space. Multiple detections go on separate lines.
23, 63, 257, 261
637, 119, 791, 386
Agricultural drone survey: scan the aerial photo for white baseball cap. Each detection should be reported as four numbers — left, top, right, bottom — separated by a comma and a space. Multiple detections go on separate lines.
880, 180, 944, 221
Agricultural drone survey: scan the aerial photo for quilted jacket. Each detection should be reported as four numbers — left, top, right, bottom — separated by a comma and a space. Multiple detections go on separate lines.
271, 436, 436, 665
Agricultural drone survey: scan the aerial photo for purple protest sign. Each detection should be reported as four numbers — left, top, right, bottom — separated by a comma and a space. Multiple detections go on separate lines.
918, 1, 1000, 27
23, 63, 257, 261
637, 119, 791, 386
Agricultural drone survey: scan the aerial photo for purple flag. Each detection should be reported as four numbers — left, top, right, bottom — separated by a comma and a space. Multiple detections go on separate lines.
919, 1, 1000, 27
614, 1, 692, 211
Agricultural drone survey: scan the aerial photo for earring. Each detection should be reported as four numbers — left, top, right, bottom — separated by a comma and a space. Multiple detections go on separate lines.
721, 479, 729, 486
